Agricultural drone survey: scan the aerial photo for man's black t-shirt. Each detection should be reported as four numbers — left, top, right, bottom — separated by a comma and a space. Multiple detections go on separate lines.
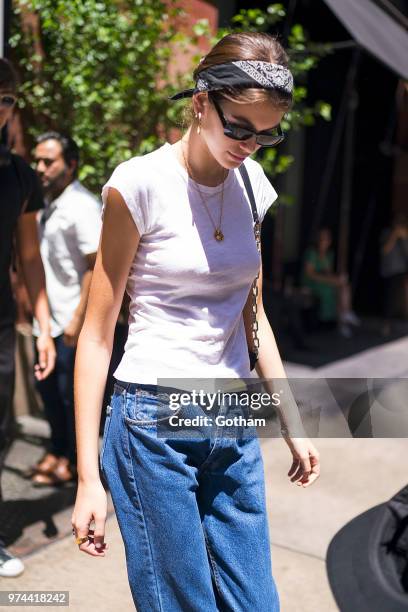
0, 153, 44, 323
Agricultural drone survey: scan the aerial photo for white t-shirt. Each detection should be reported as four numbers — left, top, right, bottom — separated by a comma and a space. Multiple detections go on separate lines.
33, 180, 102, 338
101, 143, 277, 385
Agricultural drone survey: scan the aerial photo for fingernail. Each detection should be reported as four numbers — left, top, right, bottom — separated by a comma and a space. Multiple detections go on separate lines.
95, 543, 102, 549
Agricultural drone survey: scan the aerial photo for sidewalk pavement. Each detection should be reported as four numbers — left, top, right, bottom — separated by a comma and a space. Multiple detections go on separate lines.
2, 335, 408, 611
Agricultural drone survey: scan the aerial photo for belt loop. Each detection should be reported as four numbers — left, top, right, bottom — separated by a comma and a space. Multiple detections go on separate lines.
114, 379, 131, 394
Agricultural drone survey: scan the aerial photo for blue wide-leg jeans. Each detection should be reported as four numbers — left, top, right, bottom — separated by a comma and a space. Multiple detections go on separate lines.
100, 380, 280, 612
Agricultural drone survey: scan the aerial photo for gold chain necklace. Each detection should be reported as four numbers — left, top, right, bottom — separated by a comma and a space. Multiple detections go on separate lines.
187, 181, 225, 198
181, 141, 227, 242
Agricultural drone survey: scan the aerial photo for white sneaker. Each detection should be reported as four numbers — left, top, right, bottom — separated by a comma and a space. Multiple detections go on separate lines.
341, 311, 361, 327
0, 547, 25, 577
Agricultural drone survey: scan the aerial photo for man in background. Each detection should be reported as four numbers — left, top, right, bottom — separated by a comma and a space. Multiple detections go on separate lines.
29, 132, 102, 486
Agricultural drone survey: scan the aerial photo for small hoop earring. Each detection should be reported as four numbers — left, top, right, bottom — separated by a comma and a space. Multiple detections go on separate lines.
197, 112, 202, 135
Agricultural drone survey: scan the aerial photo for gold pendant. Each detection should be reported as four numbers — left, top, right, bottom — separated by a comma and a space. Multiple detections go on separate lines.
214, 229, 224, 241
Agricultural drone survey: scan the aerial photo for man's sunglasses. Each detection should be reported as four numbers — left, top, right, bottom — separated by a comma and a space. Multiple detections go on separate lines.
0, 95, 17, 108
210, 95, 285, 147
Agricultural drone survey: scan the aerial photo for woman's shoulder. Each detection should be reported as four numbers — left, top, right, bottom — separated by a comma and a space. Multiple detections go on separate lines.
242, 155, 266, 180
241, 156, 276, 197
240, 157, 278, 222
101, 144, 173, 235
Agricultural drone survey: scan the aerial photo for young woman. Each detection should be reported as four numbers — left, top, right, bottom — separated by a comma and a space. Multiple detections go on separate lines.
302, 227, 361, 337
71, 32, 320, 611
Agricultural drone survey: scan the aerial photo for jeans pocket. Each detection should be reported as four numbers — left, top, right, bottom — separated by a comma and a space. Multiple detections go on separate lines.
124, 389, 183, 427
99, 404, 113, 472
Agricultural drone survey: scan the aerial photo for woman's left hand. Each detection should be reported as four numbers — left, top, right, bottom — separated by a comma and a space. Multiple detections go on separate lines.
283, 436, 320, 488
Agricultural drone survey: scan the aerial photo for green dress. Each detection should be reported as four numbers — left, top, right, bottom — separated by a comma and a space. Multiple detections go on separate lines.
302, 248, 337, 322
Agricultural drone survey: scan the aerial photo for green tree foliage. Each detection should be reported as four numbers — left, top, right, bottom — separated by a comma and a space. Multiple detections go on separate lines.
11, 0, 186, 191
10, 1, 331, 194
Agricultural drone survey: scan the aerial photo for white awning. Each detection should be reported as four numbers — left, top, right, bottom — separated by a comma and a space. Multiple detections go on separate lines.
323, 0, 408, 79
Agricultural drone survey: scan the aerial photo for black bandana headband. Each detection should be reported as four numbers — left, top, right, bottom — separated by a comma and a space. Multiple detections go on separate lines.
170, 60, 294, 100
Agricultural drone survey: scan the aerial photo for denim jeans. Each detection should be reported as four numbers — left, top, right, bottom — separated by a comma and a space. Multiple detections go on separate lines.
100, 380, 280, 612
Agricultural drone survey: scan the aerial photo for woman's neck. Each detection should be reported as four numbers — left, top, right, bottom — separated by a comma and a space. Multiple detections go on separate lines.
175, 126, 228, 187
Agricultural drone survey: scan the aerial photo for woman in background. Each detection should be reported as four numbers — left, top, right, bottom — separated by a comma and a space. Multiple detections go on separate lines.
303, 227, 360, 337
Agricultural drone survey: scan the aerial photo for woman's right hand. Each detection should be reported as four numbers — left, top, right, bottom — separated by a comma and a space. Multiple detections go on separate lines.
283, 435, 320, 488
71, 480, 109, 556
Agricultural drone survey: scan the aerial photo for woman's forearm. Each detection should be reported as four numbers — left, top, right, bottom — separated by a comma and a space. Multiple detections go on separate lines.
74, 330, 113, 483
254, 309, 306, 436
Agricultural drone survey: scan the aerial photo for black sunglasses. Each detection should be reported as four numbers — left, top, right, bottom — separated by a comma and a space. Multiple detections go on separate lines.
210, 95, 285, 148
0, 95, 17, 108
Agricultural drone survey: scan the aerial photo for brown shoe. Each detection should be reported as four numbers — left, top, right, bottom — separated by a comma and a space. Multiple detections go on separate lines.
24, 453, 59, 478
32, 457, 76, 487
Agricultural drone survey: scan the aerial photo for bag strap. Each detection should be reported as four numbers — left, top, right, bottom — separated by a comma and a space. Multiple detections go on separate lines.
239, 163, 261, 364
239, 163, 259, 226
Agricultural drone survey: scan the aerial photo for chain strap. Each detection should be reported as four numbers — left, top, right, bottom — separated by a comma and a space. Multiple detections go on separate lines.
250, 220, 262, 360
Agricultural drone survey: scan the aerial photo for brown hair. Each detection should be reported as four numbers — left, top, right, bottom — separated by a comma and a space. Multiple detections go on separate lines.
0, 58, 18, 94
196, 32, 292, 108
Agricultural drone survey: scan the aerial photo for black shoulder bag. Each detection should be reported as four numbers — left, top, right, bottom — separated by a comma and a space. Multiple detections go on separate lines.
238, 164, 261, 372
